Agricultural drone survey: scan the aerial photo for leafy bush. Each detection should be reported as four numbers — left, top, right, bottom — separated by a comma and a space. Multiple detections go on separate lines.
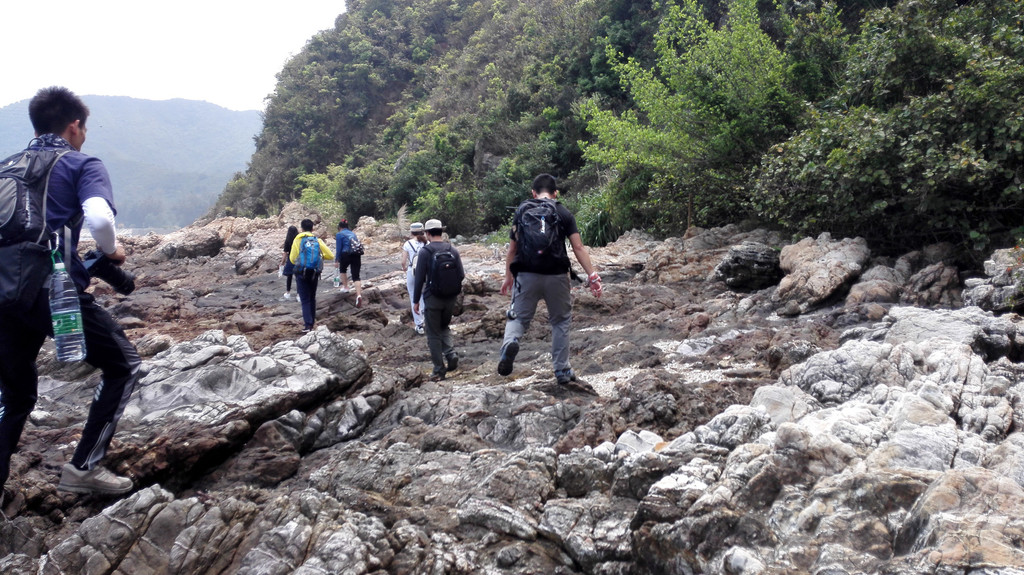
297, 166, 348, 225
755, 0, 1024, 254
580, 0, 801, 234
572, 185, 621, 247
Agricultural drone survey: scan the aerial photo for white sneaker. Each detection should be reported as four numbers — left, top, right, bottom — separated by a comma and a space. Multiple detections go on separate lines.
339, 287, 350, 293
282, 292, 292, 300
415, 325, 425, 335
58, 463, 133, 495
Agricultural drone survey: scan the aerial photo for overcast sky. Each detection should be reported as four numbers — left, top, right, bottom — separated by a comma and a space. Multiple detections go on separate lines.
1, 1, 345, 111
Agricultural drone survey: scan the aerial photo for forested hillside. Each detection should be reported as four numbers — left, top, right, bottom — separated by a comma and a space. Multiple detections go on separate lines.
214, 0, 1023, 258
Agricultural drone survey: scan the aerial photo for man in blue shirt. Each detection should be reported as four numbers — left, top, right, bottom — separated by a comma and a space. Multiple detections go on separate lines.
334, 219, 364, 307
0, 87, 140, 505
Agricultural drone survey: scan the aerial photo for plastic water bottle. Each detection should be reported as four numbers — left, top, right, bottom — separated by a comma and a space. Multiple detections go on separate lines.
49, 262, 86, 362
333, 275, 341, 288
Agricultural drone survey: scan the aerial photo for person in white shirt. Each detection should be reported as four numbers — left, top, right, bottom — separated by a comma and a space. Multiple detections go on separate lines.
401, 222, 427, 334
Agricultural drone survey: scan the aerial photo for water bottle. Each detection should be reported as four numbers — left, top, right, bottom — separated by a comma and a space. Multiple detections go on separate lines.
333, 275, 341, 288
49, 262, 86, 362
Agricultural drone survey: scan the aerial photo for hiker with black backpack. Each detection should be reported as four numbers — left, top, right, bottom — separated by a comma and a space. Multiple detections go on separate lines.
497, 174, 602, 388
289, 218, 335, 332
0, 87, 141, 502
412, 219, 465, 381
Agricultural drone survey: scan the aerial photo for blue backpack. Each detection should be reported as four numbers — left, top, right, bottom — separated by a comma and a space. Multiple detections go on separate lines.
294, 235, 323, 277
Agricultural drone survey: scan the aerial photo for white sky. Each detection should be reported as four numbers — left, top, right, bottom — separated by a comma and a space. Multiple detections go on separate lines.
1, 1, 346, 111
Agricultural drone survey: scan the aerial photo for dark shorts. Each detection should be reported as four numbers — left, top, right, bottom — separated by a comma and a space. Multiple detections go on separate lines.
337, 253, 362, 281
282, 260, 295, 276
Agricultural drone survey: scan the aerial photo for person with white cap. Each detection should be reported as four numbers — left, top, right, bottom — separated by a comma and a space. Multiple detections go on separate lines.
412, 219, 465, 381
401, 222, 427, 334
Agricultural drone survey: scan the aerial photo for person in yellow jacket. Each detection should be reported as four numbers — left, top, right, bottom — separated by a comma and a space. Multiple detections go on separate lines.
289, 218, 335, 332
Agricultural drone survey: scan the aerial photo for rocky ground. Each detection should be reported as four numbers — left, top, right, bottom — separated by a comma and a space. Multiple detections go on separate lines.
3, 202, 1024, 574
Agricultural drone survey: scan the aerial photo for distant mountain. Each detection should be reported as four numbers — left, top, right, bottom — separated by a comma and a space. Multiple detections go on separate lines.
0, 96, 261, 231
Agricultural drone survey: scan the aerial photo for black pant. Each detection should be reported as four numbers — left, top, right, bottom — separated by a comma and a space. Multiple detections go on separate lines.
338, 253, 362, 281
295, 272, 319, 329
0, 289, 141, 488
424, 294, 457, 376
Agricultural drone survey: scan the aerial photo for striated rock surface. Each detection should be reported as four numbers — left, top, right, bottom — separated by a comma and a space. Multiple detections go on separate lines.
774, 232, 871, 313
4, 208, 1024, 574
964, 247, 1024, 312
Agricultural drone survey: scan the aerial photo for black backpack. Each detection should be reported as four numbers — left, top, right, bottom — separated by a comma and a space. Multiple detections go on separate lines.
0, 148, 70, 246
0, 147, 70, 311
428, 244, 463, 297
515, 198, 565, 267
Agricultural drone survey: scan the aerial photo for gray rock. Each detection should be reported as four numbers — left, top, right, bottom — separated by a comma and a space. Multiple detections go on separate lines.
900, 263, 961, 308
234, 248, 268, 275
615, 429, 665, 455
151, 227, 225, 261
558, 448, 619, 497
713, 241, 783, 290
457, 497, 538, 540
750, 385, 819, 426
539, 495, 636, 571
774, 233, 871, 312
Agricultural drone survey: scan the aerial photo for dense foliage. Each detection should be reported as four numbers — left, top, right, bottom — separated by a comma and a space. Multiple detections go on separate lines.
756, 0, 1024, 254
215, 0, 1024, 256
581, 0, 801, 234
212, 0, 662, 235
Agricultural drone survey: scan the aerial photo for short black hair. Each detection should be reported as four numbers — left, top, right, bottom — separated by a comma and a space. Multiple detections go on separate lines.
532, 173, 557, 195
301, 219, 314, 232
29, 86, 89, 136
338, 219, 349, 229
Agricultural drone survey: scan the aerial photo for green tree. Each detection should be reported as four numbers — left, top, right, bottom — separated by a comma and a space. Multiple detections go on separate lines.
580, 0, 800, 234
755, 0, 1024, 255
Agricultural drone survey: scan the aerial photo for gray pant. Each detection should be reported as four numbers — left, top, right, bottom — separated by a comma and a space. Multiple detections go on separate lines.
424, 294, 457, 375
502, 272, 572, 371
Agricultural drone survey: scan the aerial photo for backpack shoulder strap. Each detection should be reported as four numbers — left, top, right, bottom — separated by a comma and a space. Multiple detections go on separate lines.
40, 151, 73, 256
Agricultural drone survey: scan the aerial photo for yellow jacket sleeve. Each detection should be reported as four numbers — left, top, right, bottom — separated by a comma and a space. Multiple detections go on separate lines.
320, 239, 335, 261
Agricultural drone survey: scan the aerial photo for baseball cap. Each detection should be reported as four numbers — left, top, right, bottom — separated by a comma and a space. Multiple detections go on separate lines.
424, 219, 443, 231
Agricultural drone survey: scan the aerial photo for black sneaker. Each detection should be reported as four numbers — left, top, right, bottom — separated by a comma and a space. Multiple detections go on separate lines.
446, 353, 459, 372
497, 341, 519, 376
430, 370, 446, 382
555, 368, 577, 385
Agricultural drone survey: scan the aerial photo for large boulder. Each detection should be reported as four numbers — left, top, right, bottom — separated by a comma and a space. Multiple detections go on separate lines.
963, 247, 1024, 312
150, 227, 224, 261
774, 233, 871, 313
713, 241, 783, 290
639, 226, 783, 285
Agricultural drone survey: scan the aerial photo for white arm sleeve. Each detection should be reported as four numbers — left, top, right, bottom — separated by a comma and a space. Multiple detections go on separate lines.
82, 196, 118, 254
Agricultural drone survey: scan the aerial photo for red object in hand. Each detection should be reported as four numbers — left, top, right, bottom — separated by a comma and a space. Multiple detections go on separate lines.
587, 272, 602, 298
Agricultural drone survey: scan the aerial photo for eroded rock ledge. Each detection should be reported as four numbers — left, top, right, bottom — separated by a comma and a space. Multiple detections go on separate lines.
4, 211, 1024, 574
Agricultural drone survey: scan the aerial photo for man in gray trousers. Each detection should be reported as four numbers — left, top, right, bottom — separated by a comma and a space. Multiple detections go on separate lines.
497, 174, 602, 385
